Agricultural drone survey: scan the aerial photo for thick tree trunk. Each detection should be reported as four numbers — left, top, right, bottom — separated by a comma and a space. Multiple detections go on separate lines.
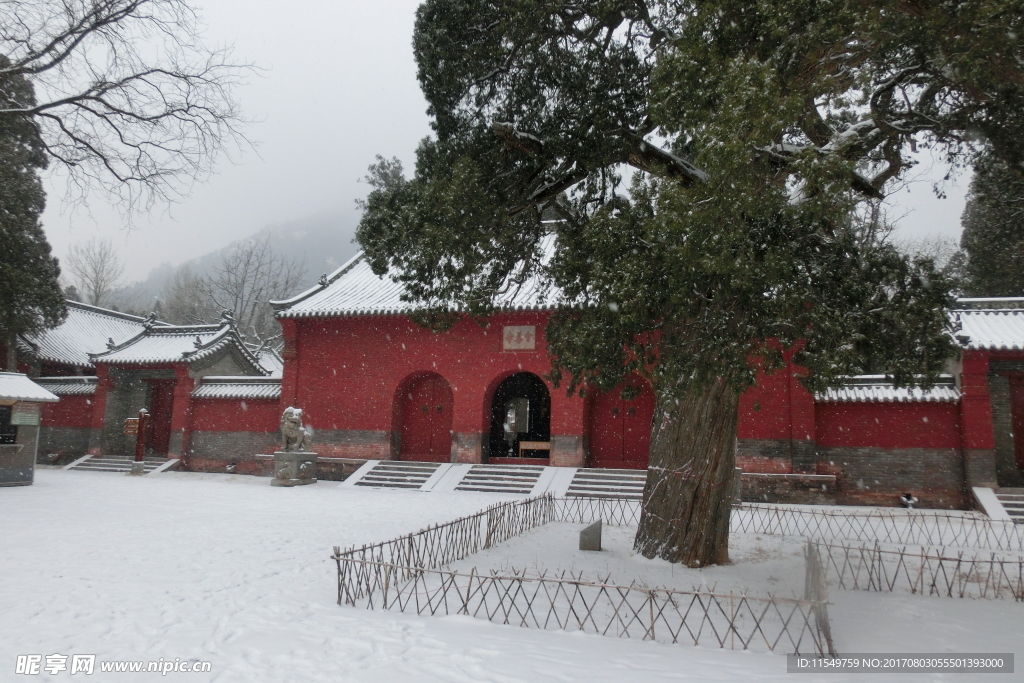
634, 379, 740, 567
6, 333, 17, 371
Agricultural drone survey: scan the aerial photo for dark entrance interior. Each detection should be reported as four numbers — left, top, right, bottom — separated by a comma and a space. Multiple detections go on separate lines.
398, 373, 454, 462
0, 406, 16, 444
145, 380, 174, 456
488, 372, 551, 459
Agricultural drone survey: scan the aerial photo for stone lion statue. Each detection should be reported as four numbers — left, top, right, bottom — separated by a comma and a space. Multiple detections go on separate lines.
280, 406, 313, 452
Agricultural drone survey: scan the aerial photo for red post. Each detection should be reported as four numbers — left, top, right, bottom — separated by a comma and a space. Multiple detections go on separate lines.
134, 408, 149, 462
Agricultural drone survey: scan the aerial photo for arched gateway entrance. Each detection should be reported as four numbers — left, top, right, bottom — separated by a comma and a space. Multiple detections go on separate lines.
488, 372, 551, 460
396, 373, 453, 462
589, 380, 655, 469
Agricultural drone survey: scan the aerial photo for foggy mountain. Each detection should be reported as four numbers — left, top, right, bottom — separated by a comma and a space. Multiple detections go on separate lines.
111, 207, 361, 314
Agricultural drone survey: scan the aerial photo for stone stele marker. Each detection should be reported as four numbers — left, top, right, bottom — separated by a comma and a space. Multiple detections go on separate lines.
579, 519, 602, 551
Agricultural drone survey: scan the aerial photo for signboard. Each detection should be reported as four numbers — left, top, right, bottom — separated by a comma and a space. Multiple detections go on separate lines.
123, 418, 139, 435
502, 325, 536, 351
10, 403, 40, 426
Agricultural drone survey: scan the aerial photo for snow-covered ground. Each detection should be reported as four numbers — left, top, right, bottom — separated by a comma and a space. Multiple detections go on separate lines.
448, 522, 809, 597
2, 470, 1020, 682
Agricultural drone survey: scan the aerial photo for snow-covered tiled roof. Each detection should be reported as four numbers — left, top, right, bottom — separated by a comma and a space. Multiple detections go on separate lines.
34, 376, 98, 396
952, 299, 1024, 351
89, 322, 267, 373
272, 236, 560, 319
18, 302, 159, 369
192, 376, 282, 400
0, 372, 60, 403
254, 348, 283, 378
816, 375, 960, 403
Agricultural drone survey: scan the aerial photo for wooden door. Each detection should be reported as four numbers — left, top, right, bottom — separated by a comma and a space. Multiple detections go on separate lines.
1010, 377, 1024, 470
146, 381, 175, 456
589, 382, 654, 469
621, 388, 655, 466
400, 375, 453, 462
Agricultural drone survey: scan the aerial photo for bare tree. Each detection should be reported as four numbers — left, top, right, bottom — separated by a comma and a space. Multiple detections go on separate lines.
162, 265, 215, 325
0, 0, 252, 209
162, 237, 305, 349
894, 235, 967, 294
64, 238, 125, 307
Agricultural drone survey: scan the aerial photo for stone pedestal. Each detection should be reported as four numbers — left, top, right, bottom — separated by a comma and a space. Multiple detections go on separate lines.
579, 519, 602, 551
271, 451, 317, 487
128, 461, 146, 476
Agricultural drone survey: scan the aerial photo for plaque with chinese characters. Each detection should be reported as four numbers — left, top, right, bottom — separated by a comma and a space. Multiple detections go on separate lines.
502, 325, 536, 351
10, 402, 40, 426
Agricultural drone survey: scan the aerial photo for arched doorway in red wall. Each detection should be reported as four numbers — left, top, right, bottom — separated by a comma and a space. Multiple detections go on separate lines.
487, 372, 551, 460
588, 378, 655, 469
395, 373, 453, 462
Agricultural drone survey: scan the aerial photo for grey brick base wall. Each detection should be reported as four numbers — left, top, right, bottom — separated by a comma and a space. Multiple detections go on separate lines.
37, 427, 94, 464
737, 438, 969, 509
309, 430, 391, 460
736, 438, 797, 473
188, 430, 279, 461
741, 473, 836, 505
817, 446, 967, 509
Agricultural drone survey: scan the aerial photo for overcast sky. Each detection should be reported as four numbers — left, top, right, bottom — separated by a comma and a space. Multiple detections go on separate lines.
40, 0, 970, 283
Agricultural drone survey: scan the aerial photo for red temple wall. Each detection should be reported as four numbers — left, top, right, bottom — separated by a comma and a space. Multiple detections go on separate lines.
41, 395, 94, 429
189, 398, 279, 433
287, 311, 582, 432
815, 402, 961, 450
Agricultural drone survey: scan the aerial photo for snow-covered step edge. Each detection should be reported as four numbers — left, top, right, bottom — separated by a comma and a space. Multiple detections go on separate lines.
63, 454, 94, 470
418, 463, 455, 491
535, 467, 577, 496
973, 487, 1011, 521
338, 460, 381, 488
457, 476, 541, 486
371, 463, 441, 472
425, 464, 472, 492
358, 476, 433, 485
457, 486, 536, 494
147, 459, 181, 475
571, 473, 647, 482
566, 490, 643, 500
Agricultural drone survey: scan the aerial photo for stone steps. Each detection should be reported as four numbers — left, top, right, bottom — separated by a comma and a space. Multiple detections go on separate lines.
455, 464, 544, 494
354, 461, 441, 489
995, 488, 1024, 524
566, 468, 647, 500
67, 455, 166, 473
343, 460, 645, 499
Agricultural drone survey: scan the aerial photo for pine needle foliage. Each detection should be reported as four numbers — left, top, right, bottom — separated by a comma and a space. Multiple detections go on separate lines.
961, 153, 1024, 297
0, 58, 66, 363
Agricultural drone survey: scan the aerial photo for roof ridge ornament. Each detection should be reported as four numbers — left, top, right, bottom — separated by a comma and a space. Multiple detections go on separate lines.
194, 336, 203, 349
319, 273, 328, 287
144, 312, 158, 329
220, 309, 235, 326
106, 337, 115, 349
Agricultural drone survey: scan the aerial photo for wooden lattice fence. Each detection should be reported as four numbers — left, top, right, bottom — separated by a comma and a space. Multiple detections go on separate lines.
732, 504, 1024, 552
810, 540, 1024, 601
332, 495, 835, 655
552, 496, 642, 526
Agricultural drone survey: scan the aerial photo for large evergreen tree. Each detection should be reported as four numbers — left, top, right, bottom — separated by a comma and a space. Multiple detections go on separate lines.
961, 153, 1024, 296
355, 0, 1014, 566
0, 57, 66, 370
